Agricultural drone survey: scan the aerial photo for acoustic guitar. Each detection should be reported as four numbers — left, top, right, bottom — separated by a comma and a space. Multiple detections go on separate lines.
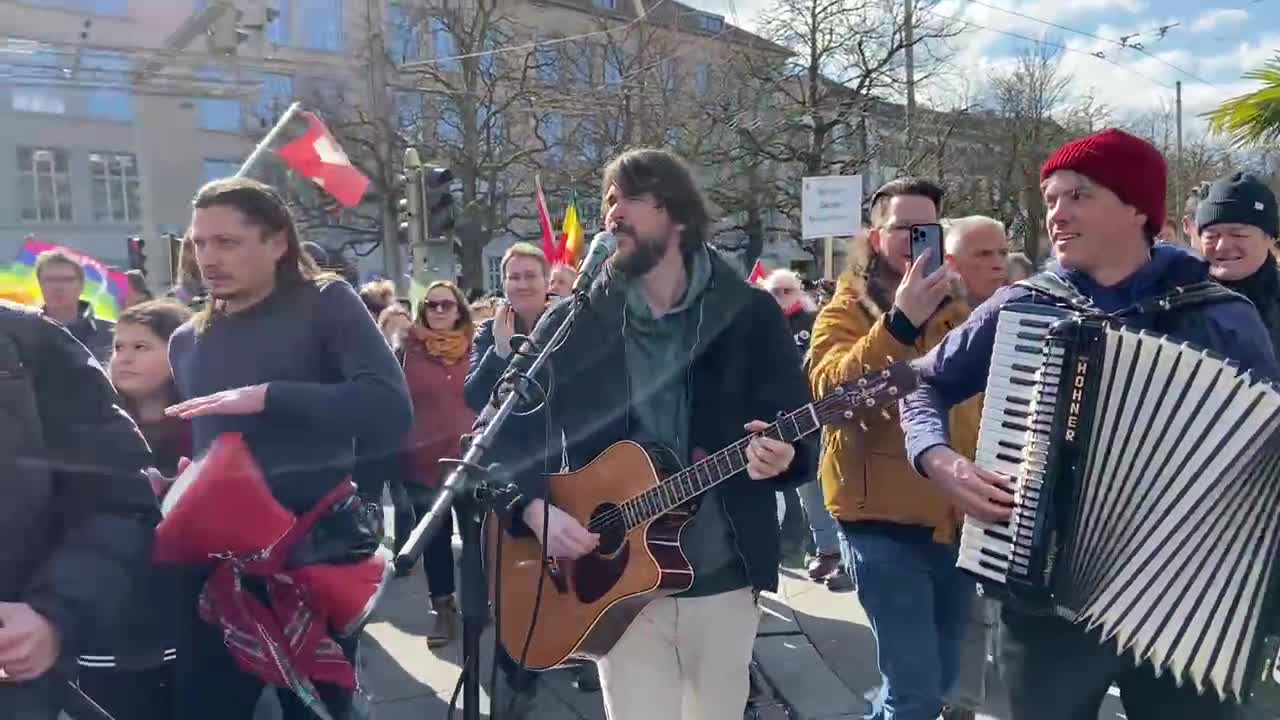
485, 362, 918, 670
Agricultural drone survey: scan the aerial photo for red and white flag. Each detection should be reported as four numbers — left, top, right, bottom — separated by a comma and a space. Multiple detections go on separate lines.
276, 111, 370, 208
748, 260, 767, 285
534, 174, 560, 264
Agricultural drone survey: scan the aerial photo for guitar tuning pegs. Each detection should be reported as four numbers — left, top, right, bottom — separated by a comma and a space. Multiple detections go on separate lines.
880, 408, 892, 421
842, 410, 854, 420
888, 386, 899, 396
858, 420, 869, 432
881, 368, 892, 378
885, 355, 895, 363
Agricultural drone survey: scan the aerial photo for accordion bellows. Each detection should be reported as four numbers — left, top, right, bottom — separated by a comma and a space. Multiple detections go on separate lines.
962, 303, 1280, 702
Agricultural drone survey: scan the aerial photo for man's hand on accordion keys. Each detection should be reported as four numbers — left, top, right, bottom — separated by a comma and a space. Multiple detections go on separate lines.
919, 445, 1015, 523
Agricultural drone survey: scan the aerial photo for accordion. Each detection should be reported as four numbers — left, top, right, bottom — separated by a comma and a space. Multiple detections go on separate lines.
961, 302, 1280, 702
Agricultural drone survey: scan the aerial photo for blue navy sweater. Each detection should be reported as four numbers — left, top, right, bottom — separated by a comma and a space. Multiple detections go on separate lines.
901, 243, 1280, 471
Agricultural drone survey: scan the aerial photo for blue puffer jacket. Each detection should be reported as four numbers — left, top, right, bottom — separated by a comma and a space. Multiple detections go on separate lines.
901, 243, 1280, 468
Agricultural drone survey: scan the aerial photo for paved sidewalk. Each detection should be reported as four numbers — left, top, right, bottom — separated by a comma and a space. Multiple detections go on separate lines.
759, 566, 1131, 720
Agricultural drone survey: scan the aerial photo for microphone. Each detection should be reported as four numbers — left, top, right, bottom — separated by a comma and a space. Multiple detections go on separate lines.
572, 231, 617, 296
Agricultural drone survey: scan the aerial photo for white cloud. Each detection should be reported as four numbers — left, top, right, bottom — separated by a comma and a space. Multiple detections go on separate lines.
1197, 33, 1280, 75
1190, 8, 1250, 33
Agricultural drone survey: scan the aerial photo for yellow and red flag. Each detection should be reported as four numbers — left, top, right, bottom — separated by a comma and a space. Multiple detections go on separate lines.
559, 193, 584, 266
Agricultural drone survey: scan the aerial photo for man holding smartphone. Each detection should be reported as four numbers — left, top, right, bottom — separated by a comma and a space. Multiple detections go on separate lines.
809, 177, 979, 720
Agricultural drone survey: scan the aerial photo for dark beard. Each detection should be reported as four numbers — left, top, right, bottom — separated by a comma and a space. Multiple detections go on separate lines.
612, 233, 667, 277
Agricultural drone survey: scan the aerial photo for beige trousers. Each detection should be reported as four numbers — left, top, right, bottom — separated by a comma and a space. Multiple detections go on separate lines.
597, 587, 760, 720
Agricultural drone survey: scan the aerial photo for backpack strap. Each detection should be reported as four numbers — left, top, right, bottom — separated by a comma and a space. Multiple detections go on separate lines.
1015, 272, 1100, 314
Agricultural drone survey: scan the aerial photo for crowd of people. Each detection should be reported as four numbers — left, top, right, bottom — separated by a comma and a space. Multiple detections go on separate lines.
0, 132, 1278, 720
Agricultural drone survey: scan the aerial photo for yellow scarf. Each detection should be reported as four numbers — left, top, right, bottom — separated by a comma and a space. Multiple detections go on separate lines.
409, 324, 472, 365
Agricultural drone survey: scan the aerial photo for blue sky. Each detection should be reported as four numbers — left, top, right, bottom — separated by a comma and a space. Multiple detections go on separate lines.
684, 0, 1278, 134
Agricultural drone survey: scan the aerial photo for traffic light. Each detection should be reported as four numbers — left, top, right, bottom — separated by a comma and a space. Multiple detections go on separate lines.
425, 167, 455, 238
127, 237, 147, 274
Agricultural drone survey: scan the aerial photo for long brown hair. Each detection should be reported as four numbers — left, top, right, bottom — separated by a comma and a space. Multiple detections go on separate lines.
416, 280, 473, 333
601, 148, 711, 253
114, 299, 193, 415
188, 177, 334, 332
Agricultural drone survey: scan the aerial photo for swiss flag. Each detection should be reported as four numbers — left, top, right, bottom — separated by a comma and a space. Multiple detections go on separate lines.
276, 112, 370, 208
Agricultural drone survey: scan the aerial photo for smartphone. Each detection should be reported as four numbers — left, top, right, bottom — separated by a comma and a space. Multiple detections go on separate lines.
909, 223, 945, 275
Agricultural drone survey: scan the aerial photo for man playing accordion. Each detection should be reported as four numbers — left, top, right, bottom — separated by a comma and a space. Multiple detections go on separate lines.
900, 128, 1280, 720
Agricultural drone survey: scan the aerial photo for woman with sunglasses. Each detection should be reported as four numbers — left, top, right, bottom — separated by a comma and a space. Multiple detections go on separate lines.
399, 281, 477, 648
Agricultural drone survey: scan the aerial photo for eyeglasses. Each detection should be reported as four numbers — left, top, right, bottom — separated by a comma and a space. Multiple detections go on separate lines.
426, 300, 458, 312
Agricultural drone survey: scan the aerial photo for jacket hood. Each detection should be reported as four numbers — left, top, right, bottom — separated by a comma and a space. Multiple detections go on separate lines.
1046, 243, 1211, 312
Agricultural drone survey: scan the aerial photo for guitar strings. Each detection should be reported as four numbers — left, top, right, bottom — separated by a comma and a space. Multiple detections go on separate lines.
581, 389, 873, 533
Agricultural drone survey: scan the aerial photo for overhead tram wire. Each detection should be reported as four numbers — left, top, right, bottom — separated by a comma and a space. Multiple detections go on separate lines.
399, 0, 673, 71
962, 0, 1218, 86
919, 6, 1175, 90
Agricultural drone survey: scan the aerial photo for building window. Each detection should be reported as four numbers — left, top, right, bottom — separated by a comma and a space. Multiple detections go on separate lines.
387, 3, 422, 63
536, 42, 560, 84
431, 17, 459, 71
8, 48, 67, 114
196, 68, 241, 132
25, 0, 128, 15
603, 46, 623, 89
301, 0, 344, 51
436, 104, 462, 146
694, 63, 712, 95
269, 0, 291, 44
657, 58, 676, 92
12, 87, 66, 114
254, 72, 293, 127
698, 13, 724, 32
394, 91, 421, 135
592, 0, 617, 9
203, 158, 240, 182
82, 51, 134, 121
90, 152, 141, 222
487, 255, 503, 292
18, 147, 72, 223
542, 113, 563, 162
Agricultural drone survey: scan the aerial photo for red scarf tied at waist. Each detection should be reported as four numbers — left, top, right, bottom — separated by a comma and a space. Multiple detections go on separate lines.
154, 434, 390, 720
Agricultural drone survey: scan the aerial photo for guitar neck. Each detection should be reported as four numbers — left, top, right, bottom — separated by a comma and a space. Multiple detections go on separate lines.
622, 404, 823, 529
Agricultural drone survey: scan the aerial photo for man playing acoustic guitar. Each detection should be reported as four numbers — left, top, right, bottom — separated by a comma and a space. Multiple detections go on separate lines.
485, 148, 812, 720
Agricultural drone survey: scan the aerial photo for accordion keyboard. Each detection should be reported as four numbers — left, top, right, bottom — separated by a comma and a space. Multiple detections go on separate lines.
959, 305, 1070, 585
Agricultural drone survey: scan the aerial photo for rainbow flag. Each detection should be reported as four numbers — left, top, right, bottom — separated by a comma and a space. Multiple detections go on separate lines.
0, 238, 127, 322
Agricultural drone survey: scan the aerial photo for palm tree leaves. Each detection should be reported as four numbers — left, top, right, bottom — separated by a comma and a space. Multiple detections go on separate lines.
1206, 53, 1280, 148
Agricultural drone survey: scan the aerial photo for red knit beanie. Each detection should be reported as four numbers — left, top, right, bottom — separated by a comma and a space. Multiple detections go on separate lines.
1040, 128, 1167, 236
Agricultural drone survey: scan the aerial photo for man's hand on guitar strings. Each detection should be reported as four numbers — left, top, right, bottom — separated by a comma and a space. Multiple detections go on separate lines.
522, 499, 599, 560
744, 420, 797, 480
919, 446, 1015, 523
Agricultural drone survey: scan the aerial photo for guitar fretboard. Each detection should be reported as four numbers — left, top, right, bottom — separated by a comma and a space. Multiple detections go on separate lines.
591, 377, 895, 533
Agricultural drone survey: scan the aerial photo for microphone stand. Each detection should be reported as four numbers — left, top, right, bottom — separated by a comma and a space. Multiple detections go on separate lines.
395, 290, 588, 720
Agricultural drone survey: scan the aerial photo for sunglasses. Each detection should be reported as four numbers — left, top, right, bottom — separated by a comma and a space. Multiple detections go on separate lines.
425, 300, 458, 312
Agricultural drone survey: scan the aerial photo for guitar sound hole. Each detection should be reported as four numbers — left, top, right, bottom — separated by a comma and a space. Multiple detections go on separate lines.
589, 503, 628, 556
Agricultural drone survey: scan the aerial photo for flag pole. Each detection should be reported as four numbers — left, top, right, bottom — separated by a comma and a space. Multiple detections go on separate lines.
235, 101, 303, 178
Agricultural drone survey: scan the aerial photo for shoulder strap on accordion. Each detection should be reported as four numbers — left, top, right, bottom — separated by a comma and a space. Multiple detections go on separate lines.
1016, 274, 1244, 320
1015, 272, 1099, 314
1131, 280, 1243, 315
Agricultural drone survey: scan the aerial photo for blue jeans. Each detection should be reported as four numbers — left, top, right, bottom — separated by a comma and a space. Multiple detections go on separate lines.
843, 527, 974, 720
796, 476, 841, 555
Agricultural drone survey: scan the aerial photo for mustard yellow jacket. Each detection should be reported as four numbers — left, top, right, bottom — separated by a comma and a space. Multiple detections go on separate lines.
808, 273, 980, 544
